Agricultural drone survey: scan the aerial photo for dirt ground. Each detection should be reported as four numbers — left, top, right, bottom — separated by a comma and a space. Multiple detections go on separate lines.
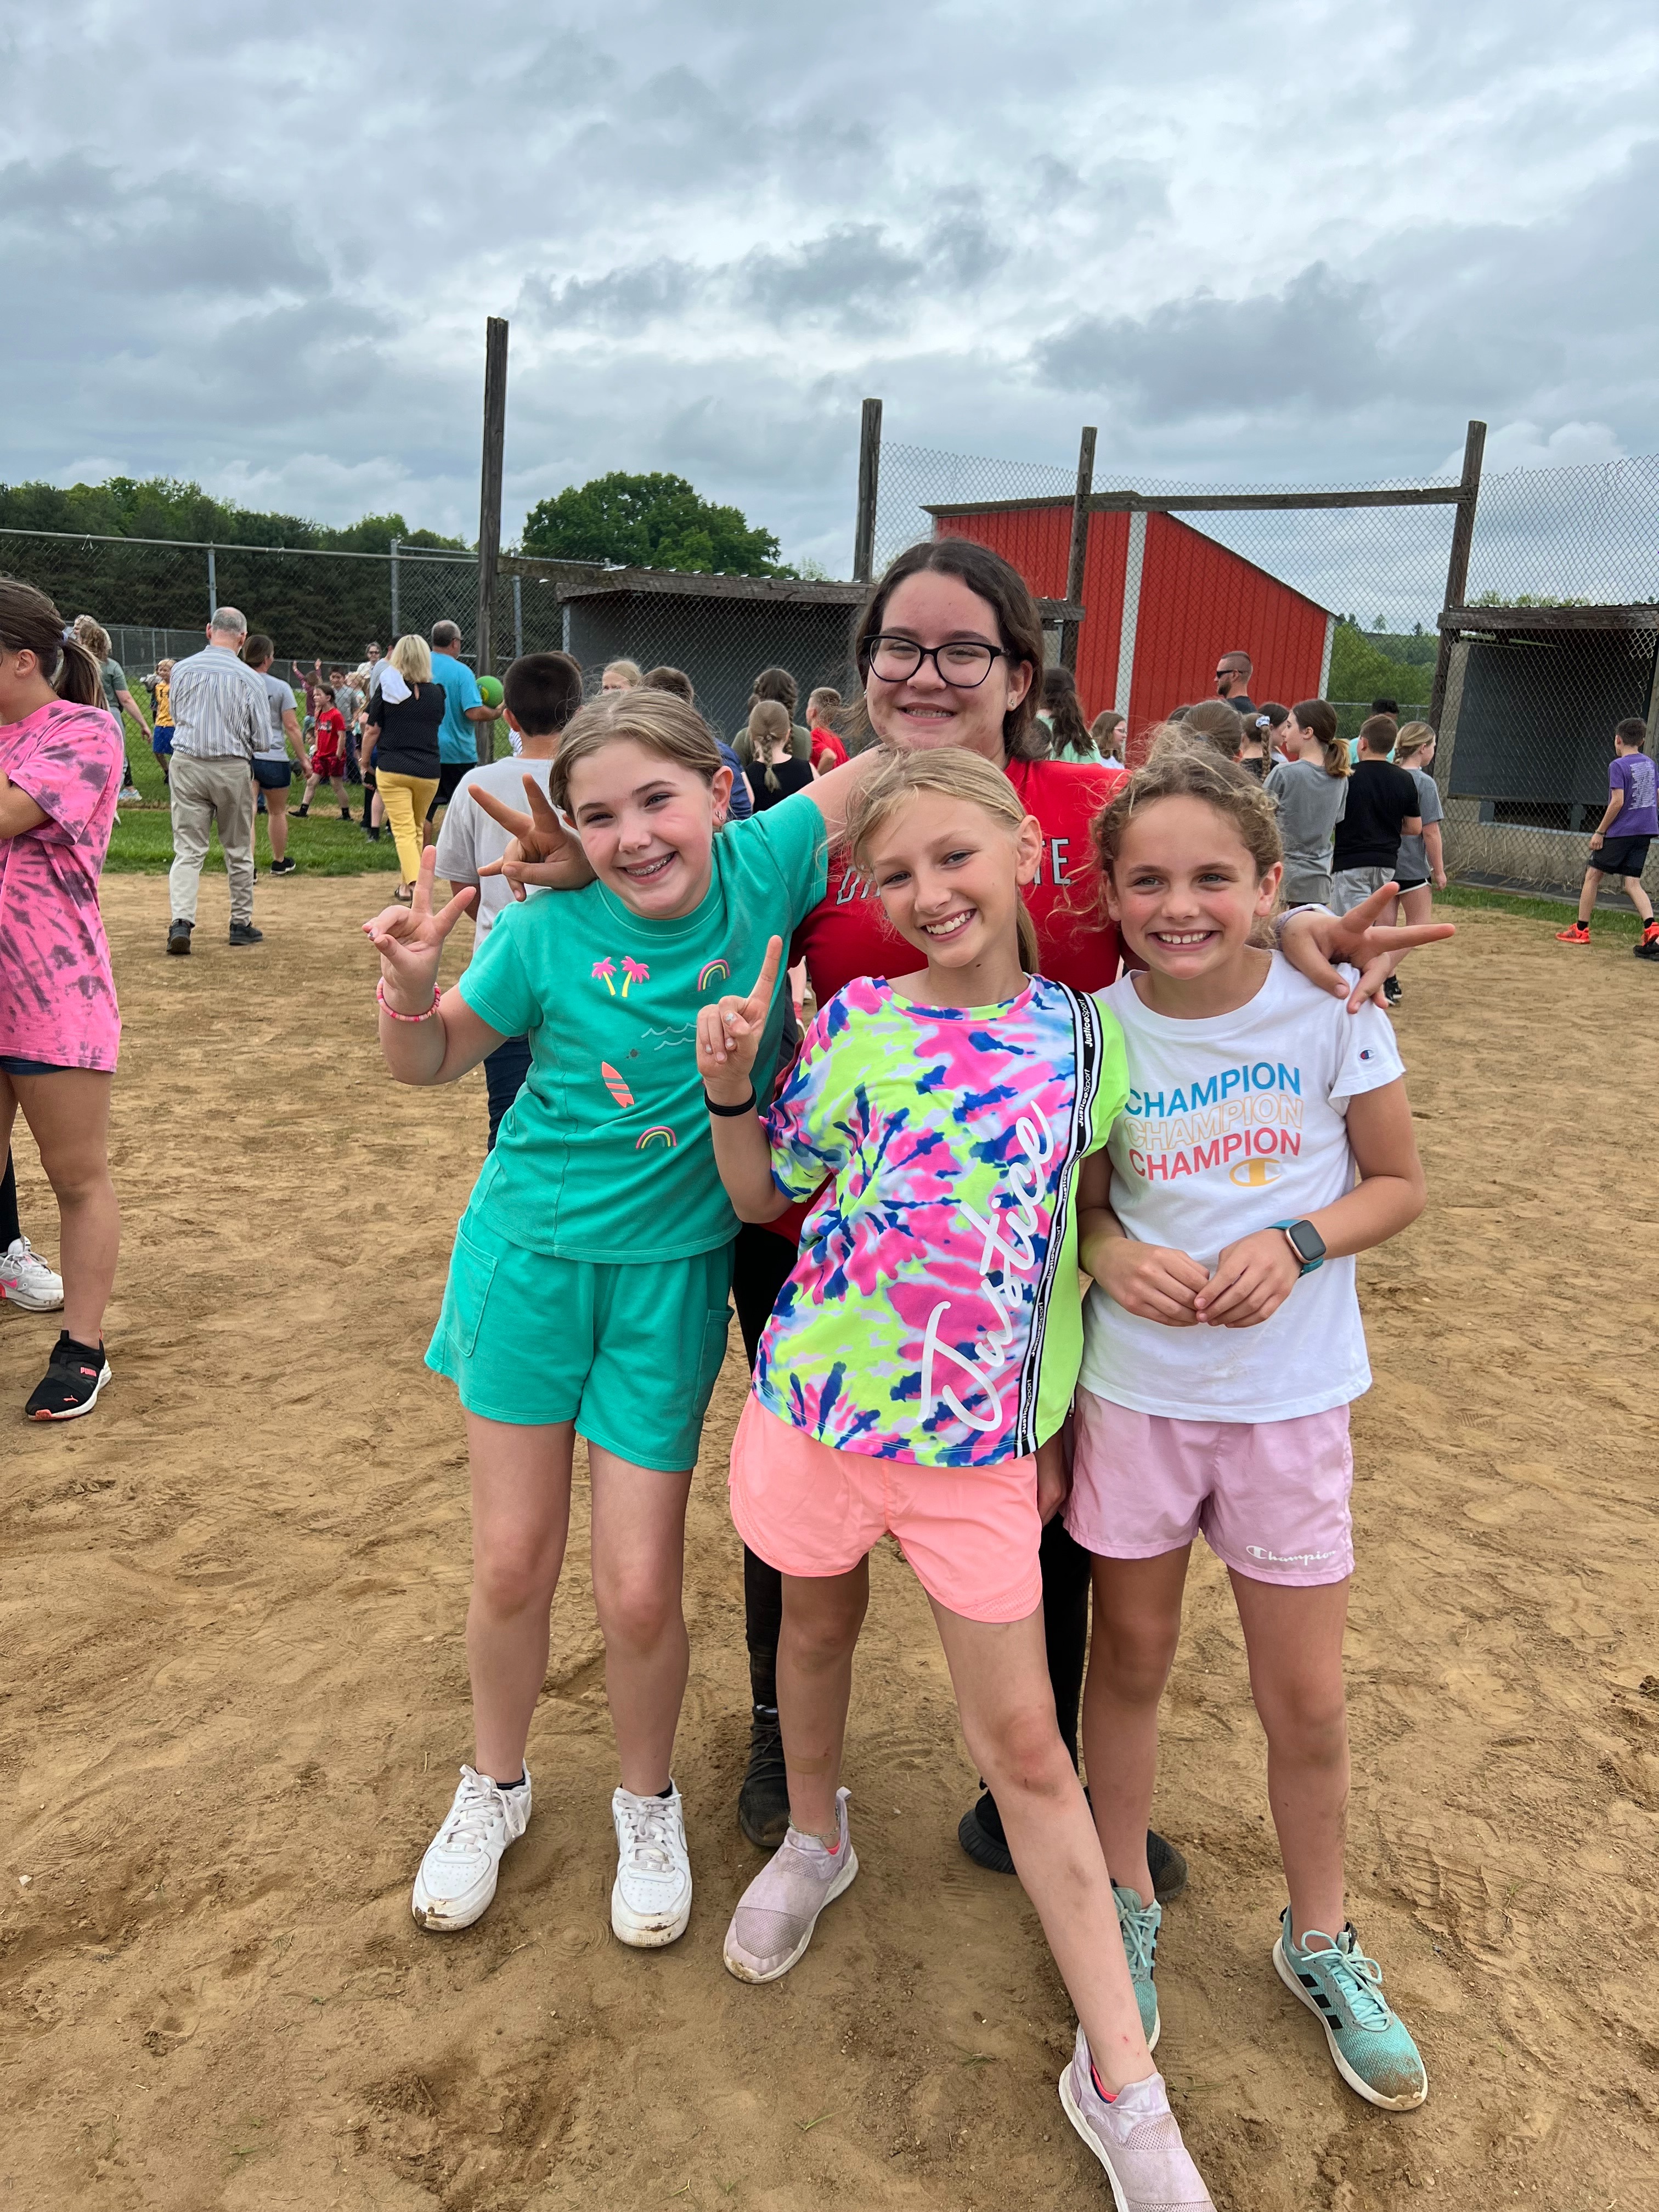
1, 876, 1655, 2212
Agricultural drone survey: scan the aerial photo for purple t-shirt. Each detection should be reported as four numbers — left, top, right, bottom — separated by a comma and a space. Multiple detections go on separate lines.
0, 699, 123, 1070
1610, 751, 1658, 838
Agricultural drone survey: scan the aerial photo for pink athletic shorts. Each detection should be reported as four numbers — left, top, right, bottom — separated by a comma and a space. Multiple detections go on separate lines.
729, 1392, 1043, 1624
1065, 1388, 1354, 1587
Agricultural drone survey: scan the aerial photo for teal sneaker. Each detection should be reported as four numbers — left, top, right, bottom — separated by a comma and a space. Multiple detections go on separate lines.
1273, 1910, 1428, 2109
1114, 1882, 1161, 2051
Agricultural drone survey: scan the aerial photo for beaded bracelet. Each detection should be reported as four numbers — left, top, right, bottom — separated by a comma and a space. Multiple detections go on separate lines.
377, 980, 442, 1023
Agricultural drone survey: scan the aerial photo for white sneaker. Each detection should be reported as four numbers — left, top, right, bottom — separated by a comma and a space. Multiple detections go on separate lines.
411, 1764, 531, 1931
611, 1781, 692, 1947
0, 1238, 64, 1312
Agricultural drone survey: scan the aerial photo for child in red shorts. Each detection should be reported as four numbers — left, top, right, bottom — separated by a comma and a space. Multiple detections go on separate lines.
297, 700, 351, 819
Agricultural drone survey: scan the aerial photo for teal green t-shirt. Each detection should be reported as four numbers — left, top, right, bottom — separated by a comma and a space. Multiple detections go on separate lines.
457, 791, 830, 1261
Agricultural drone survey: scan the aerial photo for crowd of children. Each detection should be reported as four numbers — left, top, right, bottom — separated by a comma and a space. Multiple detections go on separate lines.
361, 540, 1467, 2211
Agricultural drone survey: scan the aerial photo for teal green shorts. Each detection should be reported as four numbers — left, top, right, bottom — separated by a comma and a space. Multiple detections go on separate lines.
426, 1211, 734, 1471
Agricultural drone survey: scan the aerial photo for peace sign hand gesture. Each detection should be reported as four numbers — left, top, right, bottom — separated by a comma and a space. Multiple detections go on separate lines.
696, 936, 784, 1107
470, 775, 596, 901
362, 847, 476, 1012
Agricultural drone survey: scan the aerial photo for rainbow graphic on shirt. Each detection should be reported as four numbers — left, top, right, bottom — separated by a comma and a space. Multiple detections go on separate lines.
636, 1126, 676, 1151
697, 957, 731, 991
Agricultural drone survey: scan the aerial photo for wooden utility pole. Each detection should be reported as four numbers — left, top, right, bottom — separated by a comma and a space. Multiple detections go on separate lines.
475, 317, 510, 760
853, 397, 883, 584
1429, 419, 1486, 732
1061, 425, 1097, 672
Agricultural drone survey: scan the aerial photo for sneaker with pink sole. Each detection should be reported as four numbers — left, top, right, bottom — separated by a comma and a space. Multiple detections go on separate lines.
723, 1785, 857, 1983
1059, 2025, 1215, 2211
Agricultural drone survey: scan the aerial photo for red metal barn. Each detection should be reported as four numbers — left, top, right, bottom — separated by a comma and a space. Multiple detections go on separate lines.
927, 498, 1336, 758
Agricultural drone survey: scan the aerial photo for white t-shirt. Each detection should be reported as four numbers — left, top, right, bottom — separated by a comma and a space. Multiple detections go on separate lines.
1081, 953, 1404, 1422
433, 755, 556, 938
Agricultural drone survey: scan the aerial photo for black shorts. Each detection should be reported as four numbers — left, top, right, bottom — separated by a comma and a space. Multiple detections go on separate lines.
251, 759, 292, 789
1393, 876, 1429, 895
1589, 834, 1652, 879
429, 760, 473, 816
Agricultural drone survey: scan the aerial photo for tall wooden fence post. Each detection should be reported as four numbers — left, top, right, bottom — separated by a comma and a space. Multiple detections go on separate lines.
853, 397, 883, 584
1429, 419, 1486, 732
475, 316, 510, 759
1060, 425, 1097, 673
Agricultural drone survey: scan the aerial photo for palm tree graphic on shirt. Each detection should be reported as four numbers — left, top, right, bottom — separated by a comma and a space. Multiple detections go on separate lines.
592, 958, 616, 995
620, 957, 650, 996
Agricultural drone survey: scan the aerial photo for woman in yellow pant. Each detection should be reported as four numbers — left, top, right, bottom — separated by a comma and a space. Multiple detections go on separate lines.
364, 635, 446, 900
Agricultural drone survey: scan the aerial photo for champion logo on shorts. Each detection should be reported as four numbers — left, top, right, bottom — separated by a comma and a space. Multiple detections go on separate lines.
1245, 1543, 1339, 1566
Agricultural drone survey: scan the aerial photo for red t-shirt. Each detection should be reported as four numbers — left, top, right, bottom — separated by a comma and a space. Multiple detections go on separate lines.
312, 706, 346, 760
769, 754, 1127, 1242
792, 753, 1126, 1000
809, 726, 848, 771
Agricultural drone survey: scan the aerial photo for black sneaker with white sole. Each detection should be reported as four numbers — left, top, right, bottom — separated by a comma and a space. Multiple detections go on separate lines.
25, 1333, 112, 1420
167, 918, 193, 956
269, 856, 297, 875
228, 921, 264, 946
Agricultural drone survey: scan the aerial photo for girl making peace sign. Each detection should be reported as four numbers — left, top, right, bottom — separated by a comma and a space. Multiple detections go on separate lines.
365, 686, 872, 1952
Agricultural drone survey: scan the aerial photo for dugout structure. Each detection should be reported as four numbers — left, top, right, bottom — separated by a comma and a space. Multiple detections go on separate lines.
924, 492, 1338, 747
1434, 602, 1659, 898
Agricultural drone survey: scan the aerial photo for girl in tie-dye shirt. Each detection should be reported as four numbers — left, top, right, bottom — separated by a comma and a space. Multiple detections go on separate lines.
0, 578, 124, 1423
696, 749, 1218, 2209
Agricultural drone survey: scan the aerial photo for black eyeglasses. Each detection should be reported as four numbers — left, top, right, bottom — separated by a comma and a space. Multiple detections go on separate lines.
864, 635, 1011, 687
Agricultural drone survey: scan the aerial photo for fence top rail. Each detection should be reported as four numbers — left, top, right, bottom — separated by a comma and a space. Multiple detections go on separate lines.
1441, 602, 1659, 635
924, 485, 1468, 520
559, 568, 867, 607
0, 523, 481, 562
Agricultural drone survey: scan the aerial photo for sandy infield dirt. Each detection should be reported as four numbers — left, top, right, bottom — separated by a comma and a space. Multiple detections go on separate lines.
1, 876, 1655, 2211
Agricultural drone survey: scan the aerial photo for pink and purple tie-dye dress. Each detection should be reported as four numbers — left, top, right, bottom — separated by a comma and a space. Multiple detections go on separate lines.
754, 975, 1128, 1468
0, 699, 123, 1071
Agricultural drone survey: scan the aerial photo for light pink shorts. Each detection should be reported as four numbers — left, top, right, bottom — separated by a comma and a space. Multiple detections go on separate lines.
1065, 1388, 1354, 1587
729, 1392, 1043, 1624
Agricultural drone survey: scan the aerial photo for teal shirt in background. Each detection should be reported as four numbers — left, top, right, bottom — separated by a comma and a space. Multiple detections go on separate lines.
456, 791, 830, 1262
430, 649, 484, 764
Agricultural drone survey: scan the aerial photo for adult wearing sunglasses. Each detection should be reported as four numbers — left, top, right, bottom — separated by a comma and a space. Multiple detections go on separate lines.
727, 539, 1423, 1895
1215, 648, 1256, 715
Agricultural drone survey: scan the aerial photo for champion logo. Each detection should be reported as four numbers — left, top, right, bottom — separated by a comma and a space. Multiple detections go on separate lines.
1245, 1543, 1340, 1566
1358, 1048, 1375, 1060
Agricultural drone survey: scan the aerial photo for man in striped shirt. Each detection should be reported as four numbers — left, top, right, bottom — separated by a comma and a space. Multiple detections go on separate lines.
166, 607, 269, 955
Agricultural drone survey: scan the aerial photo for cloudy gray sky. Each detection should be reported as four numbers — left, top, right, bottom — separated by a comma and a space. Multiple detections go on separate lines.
7, 0, 1658, 574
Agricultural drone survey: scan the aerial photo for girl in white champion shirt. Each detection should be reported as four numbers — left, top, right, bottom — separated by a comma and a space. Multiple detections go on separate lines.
1069, 742, 1436, 2114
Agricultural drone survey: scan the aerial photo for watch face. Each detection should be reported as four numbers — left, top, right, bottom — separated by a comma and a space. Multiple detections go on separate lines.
1287, 1220, 1325, 1265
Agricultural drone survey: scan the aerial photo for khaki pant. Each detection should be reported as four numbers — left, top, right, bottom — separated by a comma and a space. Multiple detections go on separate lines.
376, 771, 440, 887
169, 754, 256, 926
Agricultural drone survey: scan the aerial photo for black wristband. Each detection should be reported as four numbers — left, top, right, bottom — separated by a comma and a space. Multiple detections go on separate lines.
703, 1086, 758, 1118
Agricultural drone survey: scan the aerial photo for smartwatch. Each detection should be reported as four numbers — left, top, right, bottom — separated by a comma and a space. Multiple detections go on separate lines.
1275, 1218, 1326, 1274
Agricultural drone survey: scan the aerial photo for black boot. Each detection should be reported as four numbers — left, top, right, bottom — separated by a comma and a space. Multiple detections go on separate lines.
737, 1651, 789, 1849
958, 1788, 1189, 1902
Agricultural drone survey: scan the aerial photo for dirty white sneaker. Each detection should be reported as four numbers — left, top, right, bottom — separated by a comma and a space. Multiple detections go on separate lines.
411, 1764, 531, 1931
1059, 2026, 1215, 2210
611, 1781, 692, 1947
0, 1238, 64, 1312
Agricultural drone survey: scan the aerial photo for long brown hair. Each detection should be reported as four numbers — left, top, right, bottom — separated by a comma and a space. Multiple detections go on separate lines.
1041, 664, 1093, 759
0, 578, 105, 706
850, 538, 1046, 761
1290, 698, 1350, 778
843, 746, 1041, 973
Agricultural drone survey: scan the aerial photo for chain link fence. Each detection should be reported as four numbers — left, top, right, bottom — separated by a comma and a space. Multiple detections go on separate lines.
6, 435, 1657, 901
874, 437, 1659, 905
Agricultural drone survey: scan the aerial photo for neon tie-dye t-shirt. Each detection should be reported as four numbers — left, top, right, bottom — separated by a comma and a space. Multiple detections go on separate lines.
755, 975, 1127, 1467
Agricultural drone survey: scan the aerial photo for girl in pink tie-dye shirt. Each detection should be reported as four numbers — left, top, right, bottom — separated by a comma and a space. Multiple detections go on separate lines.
0, 578, 123, 1421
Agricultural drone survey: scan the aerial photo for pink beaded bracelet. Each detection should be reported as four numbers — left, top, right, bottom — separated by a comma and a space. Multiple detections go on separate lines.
377, 980, 442, 1022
